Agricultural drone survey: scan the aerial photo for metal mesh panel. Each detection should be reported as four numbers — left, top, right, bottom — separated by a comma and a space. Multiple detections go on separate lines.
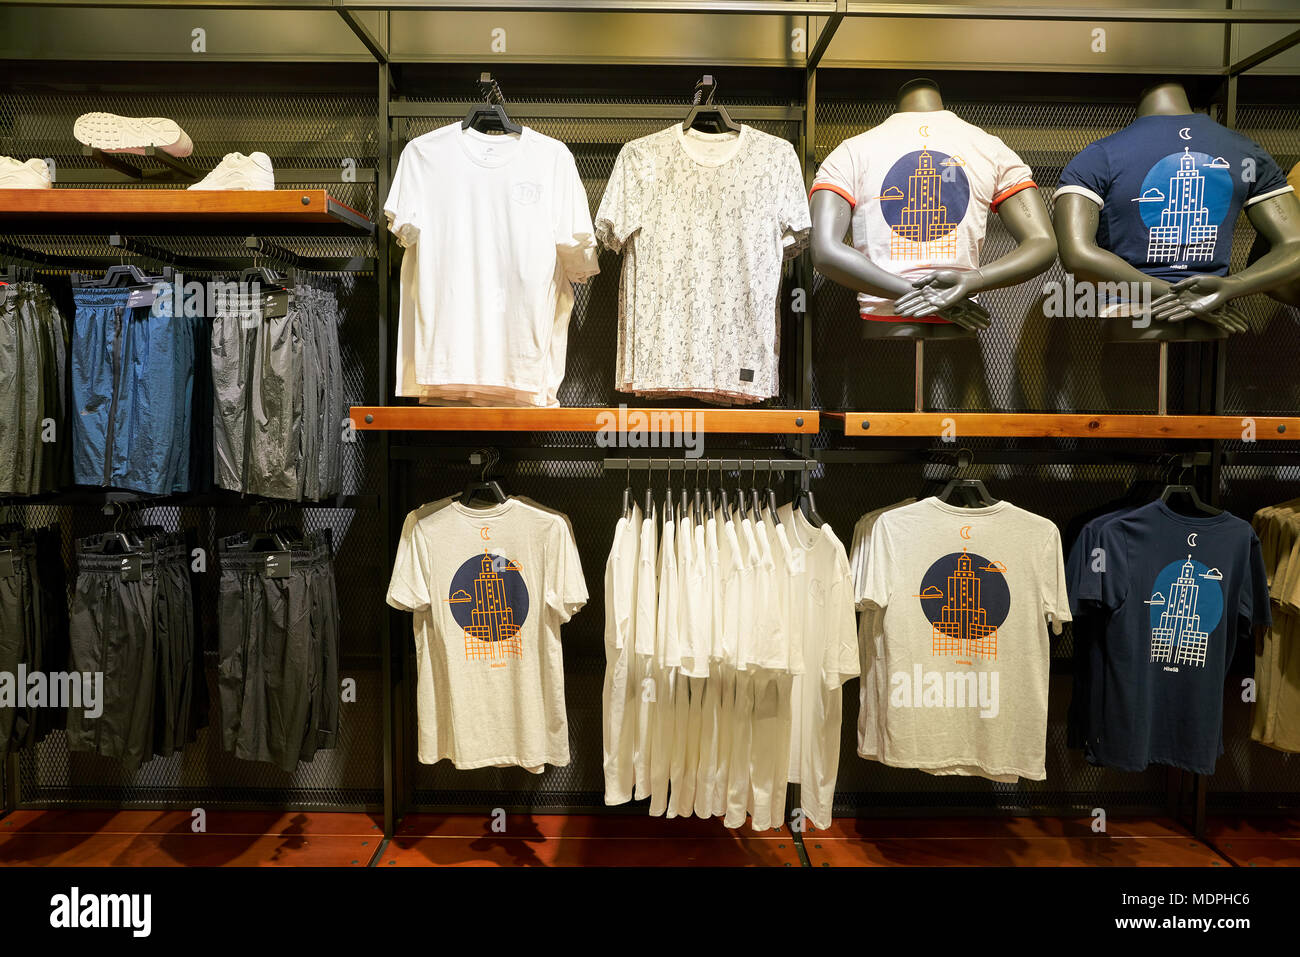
812, 92, 1192, 414
1, 78, 384, 810
1221, 103, 1300, 415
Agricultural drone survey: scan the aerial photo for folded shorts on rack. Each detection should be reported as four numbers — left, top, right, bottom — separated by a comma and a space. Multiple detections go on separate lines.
0, 283, 69, 496
71, 285, 195, 495
66, 541, 193, 770
217, 532, 340, 772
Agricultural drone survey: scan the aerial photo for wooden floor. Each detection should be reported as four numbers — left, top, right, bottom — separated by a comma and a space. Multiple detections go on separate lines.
0, 809, 1295, 866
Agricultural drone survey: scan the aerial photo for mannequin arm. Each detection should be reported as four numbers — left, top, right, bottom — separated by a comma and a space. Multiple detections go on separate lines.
895, 187, 1057, 315
1054, 192, 1172, 295
809, 188, 988, 328
808, 188, 917, 301
1226, 192, 1300, 298
1149, 194, 1300, 326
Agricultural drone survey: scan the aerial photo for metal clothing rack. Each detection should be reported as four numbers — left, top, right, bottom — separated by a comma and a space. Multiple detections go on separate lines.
0, 1, 1297, 849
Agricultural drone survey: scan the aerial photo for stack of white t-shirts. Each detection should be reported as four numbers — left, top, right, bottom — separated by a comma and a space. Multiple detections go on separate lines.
851, 497, 1071, 783
385, 124, 600, 407
601, 495, 857, 831
594, 125, 811, 405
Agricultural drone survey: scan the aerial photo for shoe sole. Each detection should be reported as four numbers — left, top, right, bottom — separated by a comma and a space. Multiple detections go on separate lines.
73, 112, 194, 157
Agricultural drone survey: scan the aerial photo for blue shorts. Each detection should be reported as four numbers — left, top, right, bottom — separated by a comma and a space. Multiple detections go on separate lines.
71, 285, 195, 495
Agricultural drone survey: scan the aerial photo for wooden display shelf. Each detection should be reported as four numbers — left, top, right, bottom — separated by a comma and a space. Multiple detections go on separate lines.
0, 188, 371, 231
828, 412, 1300, 440
350, 406, 818, 434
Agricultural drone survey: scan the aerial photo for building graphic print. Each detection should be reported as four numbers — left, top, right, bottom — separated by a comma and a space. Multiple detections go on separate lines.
1150, 555, 1210, 668
459, 552, 523, 662
931, 548, 999, 660
1145, 147, 1218, 264
890, 149, 960, 260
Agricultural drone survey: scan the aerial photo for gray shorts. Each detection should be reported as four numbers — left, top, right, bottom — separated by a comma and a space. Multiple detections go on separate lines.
217, 531, 339, 772
0, 283, 68, 496
210, 284, 343, 501
66, 539, 194, 770
0, 527, 70, 761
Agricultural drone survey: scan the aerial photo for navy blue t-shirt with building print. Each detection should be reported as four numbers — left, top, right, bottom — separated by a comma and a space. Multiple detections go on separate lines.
1071, 500, 1270, 774
1058, 113, 1293, 281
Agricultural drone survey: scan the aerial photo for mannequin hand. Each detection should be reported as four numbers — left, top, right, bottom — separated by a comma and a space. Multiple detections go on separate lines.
894, 268, 982, 318
1150, 275, 1248, 331
935, 298, 992, 331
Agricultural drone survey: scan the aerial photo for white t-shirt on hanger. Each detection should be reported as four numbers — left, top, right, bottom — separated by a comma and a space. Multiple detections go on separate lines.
779, 504, 859, 832
602, 503, 641, 805
859, 497, 1071, 782
385, 124, 600, 406
596, 124, 811, 403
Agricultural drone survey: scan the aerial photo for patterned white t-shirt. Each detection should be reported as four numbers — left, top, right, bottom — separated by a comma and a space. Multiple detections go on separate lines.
596, 125, 811, 404
811, 109, 1035, 319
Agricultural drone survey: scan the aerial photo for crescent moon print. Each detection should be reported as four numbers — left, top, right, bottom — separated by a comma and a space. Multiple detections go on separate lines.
480, 527, 491, 540
959, 525, 973, 540
919, 124, 930, 137
1178, 127, 1192, 140
1187, 532, 1198, 547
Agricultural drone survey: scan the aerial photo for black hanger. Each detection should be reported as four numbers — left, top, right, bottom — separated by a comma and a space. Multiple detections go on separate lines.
692, 461, 703, 526
463, 73, 522, 135
621, 459, 634, 521
681, 75, 742, 134
1160, 459, 1221, 516
794, 471, 825, 528
934, 449, 998, 508
643, 459, 656, 522
73, 263, 153, 289
1160, 484, 1221, 516
80, 502, 145, 554
765, 463, 782, 526
748, 461, 762, 522
667, 462, 678, 525
680, 463, 691, 525
240, 239, 291, 291
703, 460, 715, 522
459, 448, 508, 507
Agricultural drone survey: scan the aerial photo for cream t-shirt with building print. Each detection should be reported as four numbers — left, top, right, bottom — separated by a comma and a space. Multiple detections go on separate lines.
387, 496, 587, 772
860, 497, 1070, 782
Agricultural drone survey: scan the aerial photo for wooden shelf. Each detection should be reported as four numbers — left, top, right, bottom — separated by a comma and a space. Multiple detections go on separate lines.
350, 406, 818, 434
829, 412, 1300, 441
0, 188, 372, 232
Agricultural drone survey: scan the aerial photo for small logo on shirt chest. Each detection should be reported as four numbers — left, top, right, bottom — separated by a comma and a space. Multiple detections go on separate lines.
511, 181, 543, 205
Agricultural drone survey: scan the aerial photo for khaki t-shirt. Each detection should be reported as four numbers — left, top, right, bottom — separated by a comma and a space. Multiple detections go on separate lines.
387, 496, 587, 772
860, 497, 1071, 781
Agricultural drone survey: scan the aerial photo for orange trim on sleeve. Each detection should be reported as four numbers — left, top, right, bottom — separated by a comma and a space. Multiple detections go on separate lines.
989, 180, 1038, 213
810, 182, 857, 208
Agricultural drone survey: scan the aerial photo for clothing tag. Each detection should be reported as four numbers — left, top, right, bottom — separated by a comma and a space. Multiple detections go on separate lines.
0, 551, 15, 578
261, 290, 289, 320
263, 551, 292, 578
119, 554, 142, 582
739, 368, 755, 383
125, 287, 158, 309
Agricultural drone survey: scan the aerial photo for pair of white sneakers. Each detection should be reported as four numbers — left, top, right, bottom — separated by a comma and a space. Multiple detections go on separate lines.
64, 111, 275, 190
0, 156, 52, 188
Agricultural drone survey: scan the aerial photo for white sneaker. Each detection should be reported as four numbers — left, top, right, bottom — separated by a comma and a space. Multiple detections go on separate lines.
73, 112, 194, 157
188, 151, 274, 191
0, 156, 52, 188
